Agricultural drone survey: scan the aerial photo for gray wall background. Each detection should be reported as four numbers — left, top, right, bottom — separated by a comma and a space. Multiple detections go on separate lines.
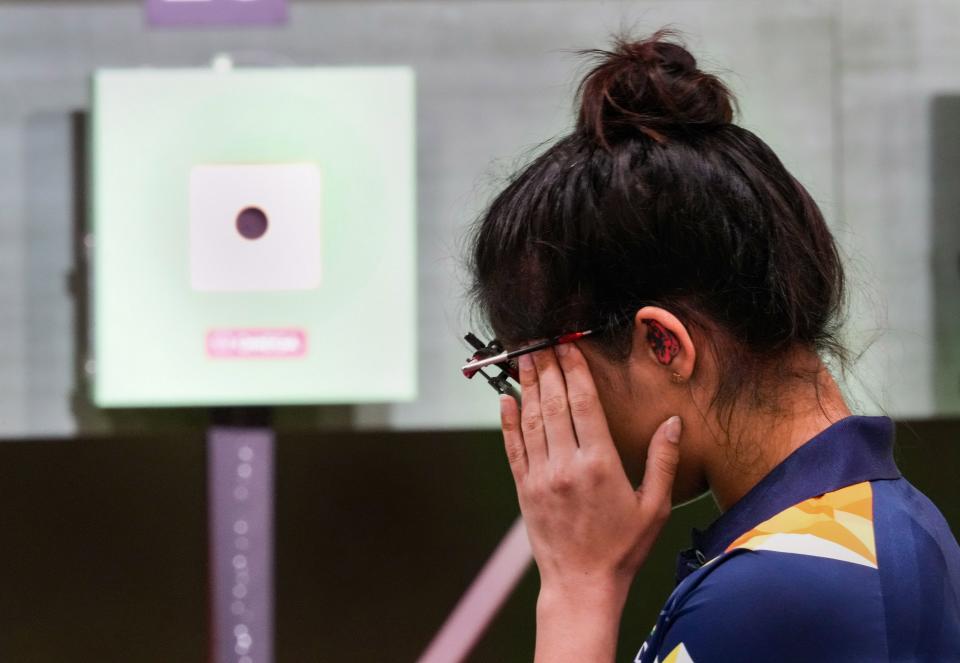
1, 0, 958, 437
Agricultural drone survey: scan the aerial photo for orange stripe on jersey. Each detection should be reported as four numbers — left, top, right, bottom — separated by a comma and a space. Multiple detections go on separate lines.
725, 481, 877, 568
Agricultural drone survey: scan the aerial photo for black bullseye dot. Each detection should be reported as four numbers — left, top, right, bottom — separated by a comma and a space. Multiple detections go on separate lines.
236, 207, 268, 240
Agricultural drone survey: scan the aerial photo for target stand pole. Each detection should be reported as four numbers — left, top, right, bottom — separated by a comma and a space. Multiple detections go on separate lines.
207, 407, 275, 663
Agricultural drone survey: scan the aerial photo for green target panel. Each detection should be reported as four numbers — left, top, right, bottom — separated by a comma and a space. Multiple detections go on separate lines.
90, 66, 417, 406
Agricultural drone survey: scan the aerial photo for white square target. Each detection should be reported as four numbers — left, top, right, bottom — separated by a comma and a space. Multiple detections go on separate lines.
189, 163, 322, 292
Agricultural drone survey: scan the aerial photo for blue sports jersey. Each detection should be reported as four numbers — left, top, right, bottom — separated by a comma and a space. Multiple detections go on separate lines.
635, 416, 960, 663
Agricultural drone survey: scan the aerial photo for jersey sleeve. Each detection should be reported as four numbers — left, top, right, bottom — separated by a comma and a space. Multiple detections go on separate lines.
647, 550, 889, 663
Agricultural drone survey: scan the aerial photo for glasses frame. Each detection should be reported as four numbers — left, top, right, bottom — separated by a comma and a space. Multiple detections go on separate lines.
460, 329, 597, 396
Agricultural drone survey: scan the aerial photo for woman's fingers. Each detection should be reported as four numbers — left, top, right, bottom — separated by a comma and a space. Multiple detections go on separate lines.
638, 416, 682, 517
499, 394, 527, 481
531, 348, 578, 461
517, 353, 548, 466
554, 343, 614, 453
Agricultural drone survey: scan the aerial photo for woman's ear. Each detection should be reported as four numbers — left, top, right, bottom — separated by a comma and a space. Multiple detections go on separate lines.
632, 306, 697, 381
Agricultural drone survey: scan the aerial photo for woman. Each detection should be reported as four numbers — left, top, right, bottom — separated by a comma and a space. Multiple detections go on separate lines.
466, 31, 960, 662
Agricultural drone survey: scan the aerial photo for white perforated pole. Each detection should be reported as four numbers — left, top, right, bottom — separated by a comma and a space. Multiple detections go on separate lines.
208, 423, 274, 663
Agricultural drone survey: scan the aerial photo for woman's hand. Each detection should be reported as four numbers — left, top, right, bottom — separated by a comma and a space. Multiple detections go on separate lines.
499, 343, 681, 662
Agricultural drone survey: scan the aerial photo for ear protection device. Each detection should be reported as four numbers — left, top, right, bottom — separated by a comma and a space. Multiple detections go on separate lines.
643, 319, 681, 365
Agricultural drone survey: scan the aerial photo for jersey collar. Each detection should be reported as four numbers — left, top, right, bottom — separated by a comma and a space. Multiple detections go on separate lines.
675, 415, 901, 584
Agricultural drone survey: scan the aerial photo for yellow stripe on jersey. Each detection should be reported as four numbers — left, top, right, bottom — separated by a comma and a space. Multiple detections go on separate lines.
724, 481, 877, 568
660, 642, 695, 663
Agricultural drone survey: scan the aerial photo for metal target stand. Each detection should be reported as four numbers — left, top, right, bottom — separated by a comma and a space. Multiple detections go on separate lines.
208, 407, 275, 663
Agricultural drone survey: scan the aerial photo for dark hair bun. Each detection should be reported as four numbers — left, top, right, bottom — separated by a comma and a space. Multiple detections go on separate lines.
576, 29, 735, 146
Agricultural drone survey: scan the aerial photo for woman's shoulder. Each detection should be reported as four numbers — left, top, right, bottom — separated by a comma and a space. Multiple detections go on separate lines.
647, 544, 888, 662
707, 476, 959, 583
646, 538, 886, 663
651, 477, 960, 662
687, 477, 960, 610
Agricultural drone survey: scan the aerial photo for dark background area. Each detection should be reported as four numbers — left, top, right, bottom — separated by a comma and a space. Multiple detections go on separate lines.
1, 419, 958, 662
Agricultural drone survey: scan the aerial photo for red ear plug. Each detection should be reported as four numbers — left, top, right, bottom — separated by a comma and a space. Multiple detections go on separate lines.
643, 319, 680, 364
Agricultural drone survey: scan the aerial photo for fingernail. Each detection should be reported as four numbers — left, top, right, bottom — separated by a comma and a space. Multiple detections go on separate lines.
555, 343, 570, 357
519, 354, 533, 371
665, 416, 682, 444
